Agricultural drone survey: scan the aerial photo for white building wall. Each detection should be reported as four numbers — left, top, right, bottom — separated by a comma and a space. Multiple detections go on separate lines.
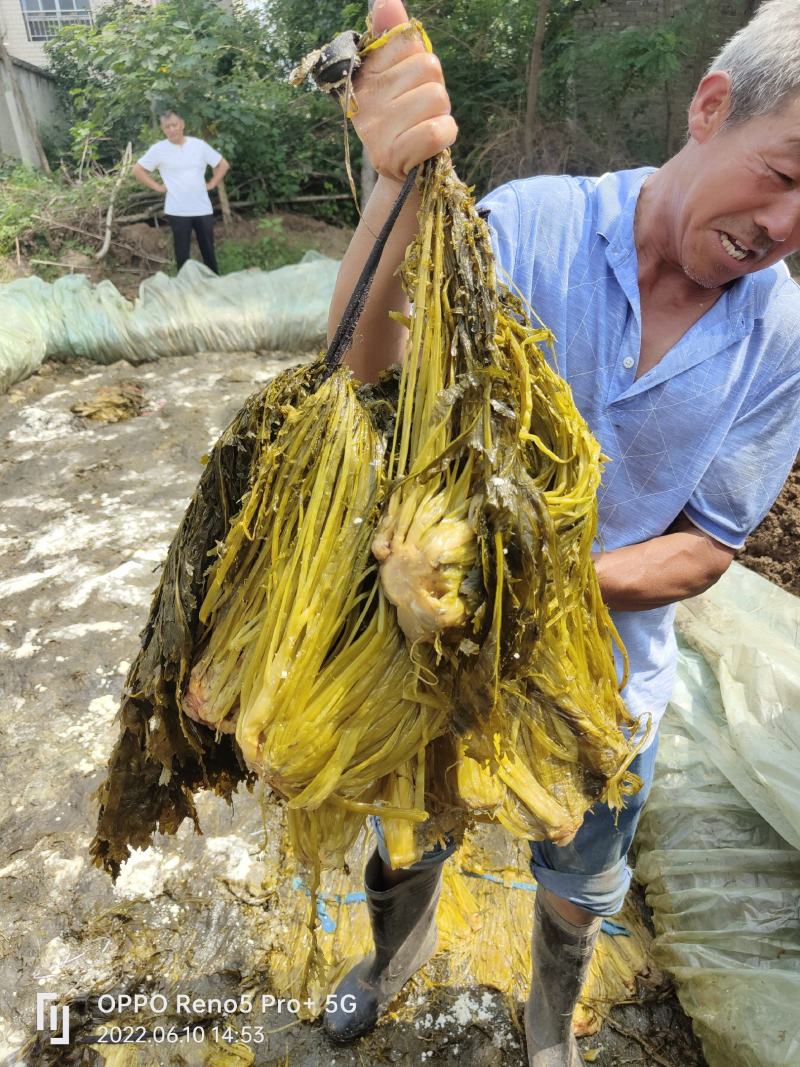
0, 0, 112, 69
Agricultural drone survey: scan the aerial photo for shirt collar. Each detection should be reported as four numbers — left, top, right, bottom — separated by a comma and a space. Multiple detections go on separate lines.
595, 167, 652, 251
594, 165, 790, 329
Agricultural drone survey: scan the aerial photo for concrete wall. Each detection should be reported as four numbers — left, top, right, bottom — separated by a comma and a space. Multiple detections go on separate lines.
0, 0, 112, 68
0, 0, 114, 163
0, 54, 64, 162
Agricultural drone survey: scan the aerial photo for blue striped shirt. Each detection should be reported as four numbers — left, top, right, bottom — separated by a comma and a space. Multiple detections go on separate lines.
480, 167, 800, 741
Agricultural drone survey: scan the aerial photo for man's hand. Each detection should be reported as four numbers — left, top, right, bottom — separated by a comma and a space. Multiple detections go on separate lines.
325, 0, 455, 381
206, 158, 230, 191
353, 0, 457, 183
131, 162, 165, 194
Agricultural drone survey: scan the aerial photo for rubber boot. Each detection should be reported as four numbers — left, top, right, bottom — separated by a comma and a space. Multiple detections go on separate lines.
323, 849, 443, 1044
524, 889, 602, 1067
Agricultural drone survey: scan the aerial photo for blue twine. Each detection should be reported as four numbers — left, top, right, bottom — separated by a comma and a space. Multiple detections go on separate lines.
461, 871, 630, 936
291, 874, 630, 937
291, 878, 367, 933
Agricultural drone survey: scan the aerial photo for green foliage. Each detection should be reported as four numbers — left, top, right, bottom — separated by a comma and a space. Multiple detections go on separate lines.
0, 163, 116, 257
16, 0, 756, 243
567, 21, 685, 129
43, 0, 583, 203
534, 17, 685, 168
407, 0, 537, 184
45, 0, 354, 218
0, 165, 48, 256
382, 1, 596, 185
47, 0, 266, 152
216, 217, 311, 275
263, 0, 367, 70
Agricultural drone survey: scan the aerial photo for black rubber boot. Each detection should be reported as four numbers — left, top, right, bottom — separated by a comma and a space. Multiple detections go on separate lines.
323, 849, 443, 1044
524, 889, 602, 1067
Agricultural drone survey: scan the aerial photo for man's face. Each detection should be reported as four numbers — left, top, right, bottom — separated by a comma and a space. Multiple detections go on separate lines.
677, 92, 800, 289
160, 114, 185, 143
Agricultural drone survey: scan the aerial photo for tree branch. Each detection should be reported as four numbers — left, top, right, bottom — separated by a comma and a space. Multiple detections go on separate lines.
96, 143, 133, 261
31, 215, 170, 264
524, 0, 550, 171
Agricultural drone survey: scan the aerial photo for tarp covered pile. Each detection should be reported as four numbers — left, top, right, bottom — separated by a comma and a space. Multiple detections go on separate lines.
636, 563, 800, 1067
0, 253, 339, 394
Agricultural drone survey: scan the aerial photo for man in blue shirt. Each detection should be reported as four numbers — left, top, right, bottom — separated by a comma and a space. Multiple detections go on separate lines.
323, 1, 800, 1063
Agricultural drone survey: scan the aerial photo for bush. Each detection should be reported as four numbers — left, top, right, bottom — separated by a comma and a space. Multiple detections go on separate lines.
217, 218, 311, 275
45, 0, 356, 224
0, 160, 142, 260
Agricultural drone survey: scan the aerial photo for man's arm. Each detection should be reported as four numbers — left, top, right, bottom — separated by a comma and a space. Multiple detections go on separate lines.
327, 0, 456, 382
329, 175, 421, 382
131, 162, 165, 195
206, 158, 230, 191
593, 513, 736, 612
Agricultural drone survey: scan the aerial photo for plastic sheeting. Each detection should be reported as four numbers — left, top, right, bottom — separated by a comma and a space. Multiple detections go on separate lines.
0, 254, 340, 394
636, 562, 800, 1067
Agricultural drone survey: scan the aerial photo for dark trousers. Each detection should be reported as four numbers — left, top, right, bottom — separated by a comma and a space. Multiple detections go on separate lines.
166, 214, 219, 274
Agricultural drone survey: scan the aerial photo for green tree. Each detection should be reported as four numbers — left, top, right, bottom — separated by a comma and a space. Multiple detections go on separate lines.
43, 0, 754, 219
45, 0, 354, 215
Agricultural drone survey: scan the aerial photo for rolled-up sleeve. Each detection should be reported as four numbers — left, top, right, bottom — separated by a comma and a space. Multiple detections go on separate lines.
683, 356, 800, 548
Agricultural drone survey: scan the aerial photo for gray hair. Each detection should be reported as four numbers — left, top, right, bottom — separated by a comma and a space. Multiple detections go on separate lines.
707, 0, 800, 126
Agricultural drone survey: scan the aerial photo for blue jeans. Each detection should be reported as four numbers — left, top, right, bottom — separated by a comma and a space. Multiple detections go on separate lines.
372, 738, 659, 917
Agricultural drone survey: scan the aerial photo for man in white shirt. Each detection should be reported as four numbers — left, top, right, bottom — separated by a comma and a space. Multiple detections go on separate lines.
132, 110, 230, 275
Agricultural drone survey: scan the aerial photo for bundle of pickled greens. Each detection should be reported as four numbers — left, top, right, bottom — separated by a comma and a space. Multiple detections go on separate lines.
92, 28, 643, 882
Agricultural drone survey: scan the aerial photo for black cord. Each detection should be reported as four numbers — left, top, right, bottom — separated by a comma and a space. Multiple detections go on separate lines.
323, 165, 419, 377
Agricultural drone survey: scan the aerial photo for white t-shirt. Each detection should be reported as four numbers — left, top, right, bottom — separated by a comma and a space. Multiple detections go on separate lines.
137, 137, 222, 217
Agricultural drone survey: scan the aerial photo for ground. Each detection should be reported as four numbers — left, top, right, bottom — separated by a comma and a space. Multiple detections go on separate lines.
736, 458, 800, 596
0, 219, 796, 1067
0, 211, 354, 300
1, 352, 710, 1067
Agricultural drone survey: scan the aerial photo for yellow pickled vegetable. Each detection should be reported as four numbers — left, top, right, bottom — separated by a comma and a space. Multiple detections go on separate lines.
93, 23, 643, 884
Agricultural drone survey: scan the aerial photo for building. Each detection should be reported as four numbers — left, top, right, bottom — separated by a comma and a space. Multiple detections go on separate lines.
1, 0, 233, 165
1, 0, 111, 68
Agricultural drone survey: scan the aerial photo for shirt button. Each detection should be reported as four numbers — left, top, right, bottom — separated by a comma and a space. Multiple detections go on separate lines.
622, 356, 635, 369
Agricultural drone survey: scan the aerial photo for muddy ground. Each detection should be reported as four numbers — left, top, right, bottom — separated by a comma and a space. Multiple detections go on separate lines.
737, 457, 800, 596
0, 212, 354, 301
0, 351, 716, 1067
